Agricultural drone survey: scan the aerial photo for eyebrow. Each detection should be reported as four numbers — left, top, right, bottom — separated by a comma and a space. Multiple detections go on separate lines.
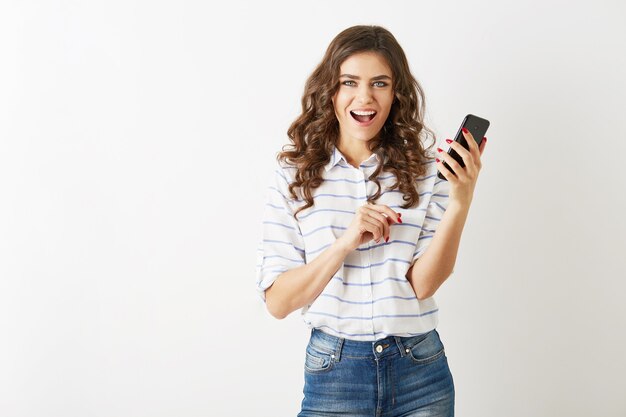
339, 74, 392, 81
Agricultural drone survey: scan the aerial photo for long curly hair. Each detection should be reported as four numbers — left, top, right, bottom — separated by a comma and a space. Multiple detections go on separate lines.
278, 25, 438, 221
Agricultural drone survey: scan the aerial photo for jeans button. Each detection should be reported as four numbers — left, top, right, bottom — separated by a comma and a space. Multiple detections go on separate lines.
375, 345, 383, 353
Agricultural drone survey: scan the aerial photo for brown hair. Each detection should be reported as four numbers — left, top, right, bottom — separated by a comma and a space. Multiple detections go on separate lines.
278, 25, 437, 220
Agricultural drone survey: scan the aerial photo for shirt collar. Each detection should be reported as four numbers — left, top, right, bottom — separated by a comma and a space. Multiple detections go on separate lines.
324, 145, 381, 172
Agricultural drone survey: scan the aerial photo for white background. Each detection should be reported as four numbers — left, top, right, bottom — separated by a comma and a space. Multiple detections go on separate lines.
1, 1, 625, 416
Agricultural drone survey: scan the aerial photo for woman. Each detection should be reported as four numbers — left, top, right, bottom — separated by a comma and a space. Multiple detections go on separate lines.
256, 25, 486, 417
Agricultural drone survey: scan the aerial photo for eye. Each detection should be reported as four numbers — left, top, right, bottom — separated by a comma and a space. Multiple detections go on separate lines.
373, 81, 388, 87
341, 80, 356, 86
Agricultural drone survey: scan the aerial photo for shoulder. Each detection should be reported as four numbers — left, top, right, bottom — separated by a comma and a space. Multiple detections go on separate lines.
268, 156, 304, 202
413, 152, 438, 182
422, 150, 438, 167
273, 156, 298, 184
410, 152, 448, 196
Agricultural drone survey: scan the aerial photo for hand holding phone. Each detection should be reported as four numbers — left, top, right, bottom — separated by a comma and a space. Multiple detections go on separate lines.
437, 114, 490, 180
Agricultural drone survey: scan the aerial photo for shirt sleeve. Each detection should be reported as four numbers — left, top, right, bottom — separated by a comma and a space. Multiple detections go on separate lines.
411, 173, 451, 265
255, 161, 306, 304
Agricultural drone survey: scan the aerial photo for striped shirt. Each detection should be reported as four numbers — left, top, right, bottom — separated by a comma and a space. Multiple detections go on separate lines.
255, 144, 450, 341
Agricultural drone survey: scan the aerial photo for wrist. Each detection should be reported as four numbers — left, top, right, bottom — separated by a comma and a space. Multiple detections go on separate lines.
332, 237, 352, 256
447, 198, 471, 213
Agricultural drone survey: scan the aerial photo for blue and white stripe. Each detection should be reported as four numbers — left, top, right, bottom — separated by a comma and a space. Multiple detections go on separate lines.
255, 145, 450, 341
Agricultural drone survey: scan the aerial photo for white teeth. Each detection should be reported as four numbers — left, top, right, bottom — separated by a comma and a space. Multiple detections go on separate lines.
352, 110, 376, 116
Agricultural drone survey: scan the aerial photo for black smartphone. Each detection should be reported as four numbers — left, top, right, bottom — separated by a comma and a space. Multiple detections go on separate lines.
437, 114, 490, 180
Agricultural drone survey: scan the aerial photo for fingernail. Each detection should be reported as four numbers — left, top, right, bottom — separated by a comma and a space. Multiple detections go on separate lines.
445, 139, 452, 144
462, 127, 469, 134
385, 236, 389, 243
437, 147, 443, 153
398, 212, 402, 217
397, 216, 402, 223
435, 158, 440, 163
483, 137, 487, 143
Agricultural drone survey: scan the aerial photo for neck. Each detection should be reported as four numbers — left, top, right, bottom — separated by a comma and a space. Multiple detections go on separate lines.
337, 136, 376, 168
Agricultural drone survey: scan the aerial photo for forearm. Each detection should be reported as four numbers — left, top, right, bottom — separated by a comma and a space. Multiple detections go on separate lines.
406, 200, 470, 299
265, 239, 351, 319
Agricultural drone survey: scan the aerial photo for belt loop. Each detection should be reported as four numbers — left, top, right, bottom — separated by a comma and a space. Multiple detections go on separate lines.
394, 336, 408, 357
333, 335, 344, 362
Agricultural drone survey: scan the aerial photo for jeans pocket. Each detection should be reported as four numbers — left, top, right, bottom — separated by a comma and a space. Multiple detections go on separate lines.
406, 330, 445, 365
304, 345, 334, 374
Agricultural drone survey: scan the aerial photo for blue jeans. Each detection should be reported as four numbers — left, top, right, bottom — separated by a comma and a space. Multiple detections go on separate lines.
297, 328, 455, 417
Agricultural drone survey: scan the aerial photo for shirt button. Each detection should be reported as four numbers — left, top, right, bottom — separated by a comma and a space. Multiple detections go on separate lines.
375, 345, 383, 353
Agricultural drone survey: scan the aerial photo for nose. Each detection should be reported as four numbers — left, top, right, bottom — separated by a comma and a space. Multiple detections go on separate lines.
356, 84, 374, 104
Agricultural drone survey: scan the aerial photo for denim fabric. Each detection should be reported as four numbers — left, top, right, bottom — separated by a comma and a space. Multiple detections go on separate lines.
297, 328, 454, 417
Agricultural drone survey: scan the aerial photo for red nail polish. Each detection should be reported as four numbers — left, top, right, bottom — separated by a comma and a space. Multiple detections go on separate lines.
398, 212, 402, 217
462, 127, 469, 134
397, 217, 402, 223
445, 139, 452, 144
385, 236, 389, 243
483, 137, 487, 143
437, 147, 443, 153
435, 158, 440, 163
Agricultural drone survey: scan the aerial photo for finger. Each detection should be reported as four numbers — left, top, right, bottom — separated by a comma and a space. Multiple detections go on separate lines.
461, 127, 478, 151
438, 148, 465, 179
381, 205, 402, 223
479, 137, 487, 156
469, 138, 481, 160
444, 141, 478, 177
365, 203, 400, 224
361, 214, 385, 242
361, 205, 388, 235
462, 128, 483, 161
442, 140, 472, 165
449, 129, 483, 175
436, 156, 456, 181
364, 208, 390, 242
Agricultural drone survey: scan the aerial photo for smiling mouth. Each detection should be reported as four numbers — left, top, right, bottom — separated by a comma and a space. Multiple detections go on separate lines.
350, 111, 377, 123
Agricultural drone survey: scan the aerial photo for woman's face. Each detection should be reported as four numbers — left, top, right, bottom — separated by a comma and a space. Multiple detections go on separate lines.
332, 51, 394, 144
